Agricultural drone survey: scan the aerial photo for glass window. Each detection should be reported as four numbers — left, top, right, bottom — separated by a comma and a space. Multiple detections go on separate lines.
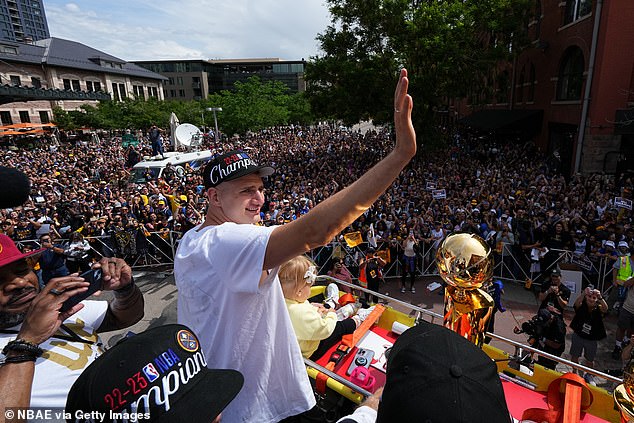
10, 75, 20, 86
39, 110, 49, 124
0, 111, 13, 125
72, 80, 80, 91
564, 0, 592, 25
496, 70, 510, 104
94, 81, 101, 92
534, 0, 542, 40
118, 83, 127, 99
556, 47, 584, 100
19, 110, 30, 123
516, 67, 525, 103
112, 82, 120, 101
31, 76, 41, 88
528, 64, 536, 102
63, 79, 71, 90
179, 89, 185, 97
86, 81, 93, 92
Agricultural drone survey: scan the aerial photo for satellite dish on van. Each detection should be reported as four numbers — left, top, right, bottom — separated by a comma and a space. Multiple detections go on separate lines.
175, 123, 202, 148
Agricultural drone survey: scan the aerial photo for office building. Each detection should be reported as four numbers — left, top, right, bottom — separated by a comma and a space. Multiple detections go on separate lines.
135, 58, 306, 101
0, 0, 49, 42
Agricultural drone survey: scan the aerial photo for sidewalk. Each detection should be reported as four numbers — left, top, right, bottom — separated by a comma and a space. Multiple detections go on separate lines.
382, 275, 623, 390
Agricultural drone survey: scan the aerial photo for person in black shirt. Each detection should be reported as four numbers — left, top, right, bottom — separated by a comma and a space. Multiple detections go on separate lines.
360, 247, 386, 305
569, 285, 607, 385
535, 308, 567, 370
538, 268, 571, 315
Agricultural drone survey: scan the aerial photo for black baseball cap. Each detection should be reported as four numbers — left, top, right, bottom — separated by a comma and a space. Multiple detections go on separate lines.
376, 321, 511, 423
551, 268, 562, 277
65, 324, 243, 423
202, 150, 274, 189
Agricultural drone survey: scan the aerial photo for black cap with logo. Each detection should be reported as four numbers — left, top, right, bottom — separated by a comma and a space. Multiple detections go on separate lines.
202, 150, 274, 189
65, 324, 243, 423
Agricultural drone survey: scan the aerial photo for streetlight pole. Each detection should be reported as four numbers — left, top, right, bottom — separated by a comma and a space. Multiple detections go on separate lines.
206, 107, 222, 144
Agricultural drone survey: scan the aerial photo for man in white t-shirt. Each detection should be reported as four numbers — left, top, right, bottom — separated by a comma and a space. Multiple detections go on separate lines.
0, 234, 144, 412
175, 69, 416, 423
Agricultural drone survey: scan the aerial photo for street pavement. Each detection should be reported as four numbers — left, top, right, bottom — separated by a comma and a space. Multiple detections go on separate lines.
100, 270, 624, 391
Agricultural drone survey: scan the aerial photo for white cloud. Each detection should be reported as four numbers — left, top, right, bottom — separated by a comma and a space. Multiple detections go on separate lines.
44, 0, 331, 61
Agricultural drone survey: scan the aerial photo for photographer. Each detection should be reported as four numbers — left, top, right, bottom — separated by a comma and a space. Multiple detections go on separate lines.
63, 231, 92, 274
538, 268, 570, 315
533, 308, 567, 370
360, 247, 386, 304
569, 285, 607, 385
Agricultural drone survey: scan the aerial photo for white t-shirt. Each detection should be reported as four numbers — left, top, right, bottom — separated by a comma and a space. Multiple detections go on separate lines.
175, 223, 316, 423
0, 300, 107, 409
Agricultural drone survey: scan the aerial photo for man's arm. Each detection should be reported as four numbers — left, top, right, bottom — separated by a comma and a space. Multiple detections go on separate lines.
94, 257, 144, 332
265, 69, 416, 270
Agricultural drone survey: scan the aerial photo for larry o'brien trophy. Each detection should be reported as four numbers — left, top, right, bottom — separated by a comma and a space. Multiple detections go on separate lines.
436, 233, 494, 347
615, 361, 634, 422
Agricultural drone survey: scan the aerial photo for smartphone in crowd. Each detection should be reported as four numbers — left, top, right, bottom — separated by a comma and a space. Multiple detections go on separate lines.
60, 268, 103, 312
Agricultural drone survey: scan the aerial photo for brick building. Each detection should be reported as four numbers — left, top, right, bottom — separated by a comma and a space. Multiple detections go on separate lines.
457, 0, 634, 176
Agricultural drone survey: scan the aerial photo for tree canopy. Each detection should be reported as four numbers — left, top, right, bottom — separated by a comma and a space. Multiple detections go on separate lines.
52, 77, 312, 135
306, 0, 533, 142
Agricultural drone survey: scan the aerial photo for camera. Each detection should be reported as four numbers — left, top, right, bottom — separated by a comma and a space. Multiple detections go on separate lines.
514, 309, 552, 346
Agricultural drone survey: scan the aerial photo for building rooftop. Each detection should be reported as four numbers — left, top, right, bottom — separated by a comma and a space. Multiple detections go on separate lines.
0, 38, 166, 81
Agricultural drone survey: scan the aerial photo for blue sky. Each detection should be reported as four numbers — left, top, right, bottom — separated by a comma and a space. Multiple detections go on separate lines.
43, 1, 332, 61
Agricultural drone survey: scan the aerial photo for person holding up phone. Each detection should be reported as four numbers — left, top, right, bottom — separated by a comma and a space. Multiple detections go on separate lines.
569, 285, 607, 386
0, 234, 144, 411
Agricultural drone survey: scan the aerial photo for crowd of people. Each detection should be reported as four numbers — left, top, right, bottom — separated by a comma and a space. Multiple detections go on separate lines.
0, 123, 632, 291
0, 68, 632, 422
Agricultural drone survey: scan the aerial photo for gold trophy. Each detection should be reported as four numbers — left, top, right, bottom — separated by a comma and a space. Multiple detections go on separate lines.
436, 233, 494, 347
615, 361, 634, 422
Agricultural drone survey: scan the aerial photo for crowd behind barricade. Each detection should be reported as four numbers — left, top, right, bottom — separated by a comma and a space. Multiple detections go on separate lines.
0, 124, 632, 292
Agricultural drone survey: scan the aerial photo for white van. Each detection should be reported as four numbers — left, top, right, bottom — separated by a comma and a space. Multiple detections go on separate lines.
129, 150, 214, 183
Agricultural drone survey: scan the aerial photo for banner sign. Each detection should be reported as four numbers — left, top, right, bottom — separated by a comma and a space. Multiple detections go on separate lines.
432, 189, 446, 199
615, 197, 632, 210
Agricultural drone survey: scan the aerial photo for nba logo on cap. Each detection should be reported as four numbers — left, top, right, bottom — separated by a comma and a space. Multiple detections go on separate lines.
143, 363, 160, 382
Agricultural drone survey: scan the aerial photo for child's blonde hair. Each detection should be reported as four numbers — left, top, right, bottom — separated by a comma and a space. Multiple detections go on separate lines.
279, 255, 315, 298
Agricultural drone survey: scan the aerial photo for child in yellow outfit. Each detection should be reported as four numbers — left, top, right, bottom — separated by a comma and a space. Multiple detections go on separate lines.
280, 256, 373, 360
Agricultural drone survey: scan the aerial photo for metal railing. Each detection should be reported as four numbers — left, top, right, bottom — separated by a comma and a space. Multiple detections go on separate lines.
15, 230, 182, 271
307, 240, 615, 295
17, 232, 616, 294
308, 275, 622, 402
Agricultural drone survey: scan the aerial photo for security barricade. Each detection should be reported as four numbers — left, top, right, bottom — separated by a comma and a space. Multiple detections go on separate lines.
16, 232, 616, 295
308, 240, 615, 296
15, 230, 180, 271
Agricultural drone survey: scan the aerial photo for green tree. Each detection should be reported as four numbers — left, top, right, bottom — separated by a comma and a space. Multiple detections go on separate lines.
205, 76, 312, 136
306, 0, 532, 145
51, 79, 313, 135
52, 106, 77, 130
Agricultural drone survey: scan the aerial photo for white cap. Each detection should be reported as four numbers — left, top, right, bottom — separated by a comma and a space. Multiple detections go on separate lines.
605, 240, 615, 248
619, 241, 629, 248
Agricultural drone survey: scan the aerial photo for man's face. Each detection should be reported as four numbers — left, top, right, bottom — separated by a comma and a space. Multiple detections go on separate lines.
551, 275, 562, 286
211, 174, 265, 225
0, 259, 39, 328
